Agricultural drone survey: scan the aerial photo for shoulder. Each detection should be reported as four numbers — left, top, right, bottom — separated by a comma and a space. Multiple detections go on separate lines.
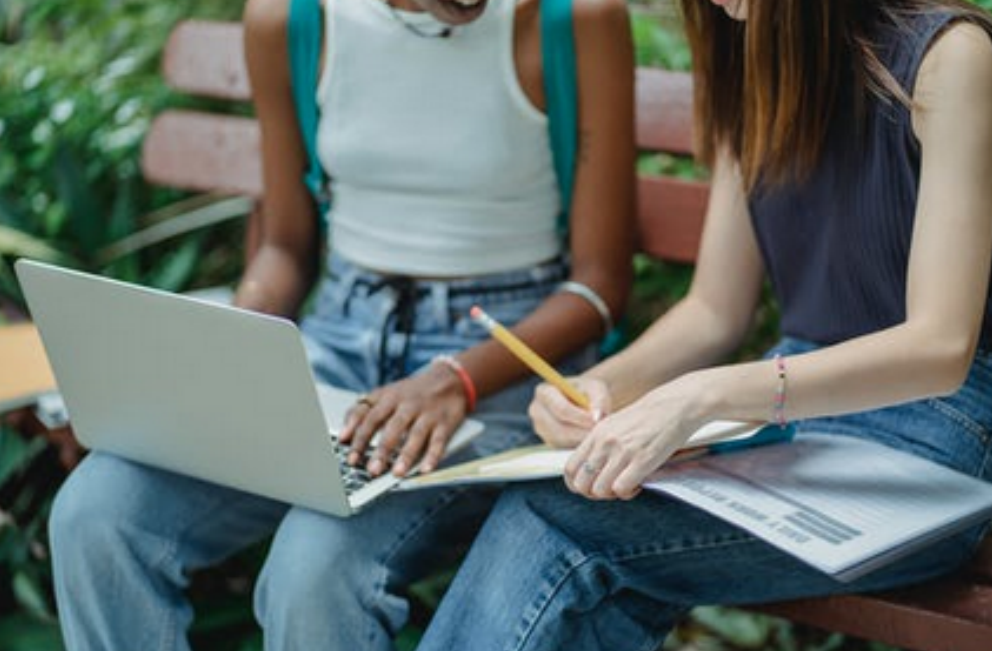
243, 0, 289, 48
915, 20, 992, 105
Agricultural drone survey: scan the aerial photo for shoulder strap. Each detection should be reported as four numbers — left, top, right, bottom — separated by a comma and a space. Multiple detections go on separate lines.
287, 0, 330, 221
540, 0, 578, 236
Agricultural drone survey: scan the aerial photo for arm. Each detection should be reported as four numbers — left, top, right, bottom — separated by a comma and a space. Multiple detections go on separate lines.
531, 151, 765, 446
563, 23, 992, 500
343, 0, 637, 476
235, 0, 321, 318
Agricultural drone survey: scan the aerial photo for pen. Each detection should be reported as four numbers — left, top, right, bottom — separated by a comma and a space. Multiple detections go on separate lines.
470, 305, 591, 410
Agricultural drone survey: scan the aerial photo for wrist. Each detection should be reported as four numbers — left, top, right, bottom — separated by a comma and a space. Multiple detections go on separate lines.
431, 355, 478, 413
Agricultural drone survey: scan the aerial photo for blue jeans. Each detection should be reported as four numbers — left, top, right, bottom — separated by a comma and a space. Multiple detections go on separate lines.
416, 338, 992, 651
48, 255, 596, 651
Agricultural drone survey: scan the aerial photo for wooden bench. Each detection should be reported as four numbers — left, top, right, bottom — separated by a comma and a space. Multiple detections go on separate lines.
12, 18, 992, 651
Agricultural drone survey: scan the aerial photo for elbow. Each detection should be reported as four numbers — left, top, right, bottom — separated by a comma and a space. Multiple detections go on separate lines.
923, 336, 977, 397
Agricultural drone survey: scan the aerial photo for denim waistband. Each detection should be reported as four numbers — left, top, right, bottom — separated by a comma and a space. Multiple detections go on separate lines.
323, 255, 569, 383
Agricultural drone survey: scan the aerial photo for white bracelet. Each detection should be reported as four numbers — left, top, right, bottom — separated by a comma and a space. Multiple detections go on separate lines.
557, 281, 613, 335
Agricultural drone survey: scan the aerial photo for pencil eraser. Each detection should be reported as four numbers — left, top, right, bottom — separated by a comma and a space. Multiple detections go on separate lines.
470, 305, 483, 320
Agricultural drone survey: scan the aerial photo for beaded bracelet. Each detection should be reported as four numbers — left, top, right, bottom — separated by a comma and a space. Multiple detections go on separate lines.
772, 353, 788, 428
433, 354, 478, 413
557, 281, 613, 335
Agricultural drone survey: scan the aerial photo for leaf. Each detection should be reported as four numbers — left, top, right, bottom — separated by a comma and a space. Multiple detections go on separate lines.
692, 606, 774, 649
94, 195, 251, 266
12, 570, 56, 621
0, 428, 48, 487
51, 144, 106, 255
0, 224, 75, 264
0, 612, 65, 651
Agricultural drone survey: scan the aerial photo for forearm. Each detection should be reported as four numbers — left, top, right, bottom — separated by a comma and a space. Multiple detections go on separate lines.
680, 324, 976, 428
234, 243, 317, 318
585, 292, 746, 409
457, 280, 624, 399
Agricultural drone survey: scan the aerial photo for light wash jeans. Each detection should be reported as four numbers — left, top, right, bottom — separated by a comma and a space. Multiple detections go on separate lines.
417, 338, 992, 651
48, 255, 595, 651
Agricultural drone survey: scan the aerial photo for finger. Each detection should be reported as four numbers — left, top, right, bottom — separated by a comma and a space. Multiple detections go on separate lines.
391, 416, 433, 476
529, 400, 584, 448
613, 456, 661, 500
420, 424, 452, 474
567, 447, 608, 498
347, 399, 391, 466
340, 394, 377, 443
536, 383, 597, 428
590, 453, 630, 500
367, 407, 416, 476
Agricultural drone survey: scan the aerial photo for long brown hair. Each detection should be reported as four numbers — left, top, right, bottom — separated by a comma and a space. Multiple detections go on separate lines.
680, 0, 992, 190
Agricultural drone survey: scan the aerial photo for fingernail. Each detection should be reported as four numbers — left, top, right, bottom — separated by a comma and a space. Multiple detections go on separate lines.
591, 409, 603, 422
369, 459, 383, 475
392, 461, 407, 475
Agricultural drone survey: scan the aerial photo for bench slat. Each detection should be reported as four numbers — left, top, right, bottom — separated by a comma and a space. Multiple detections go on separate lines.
141, 110, 262, 197
756, 578, 992, 651
636, 68, 695, 155
636, 176, 708, 264
163, 21, 250, 101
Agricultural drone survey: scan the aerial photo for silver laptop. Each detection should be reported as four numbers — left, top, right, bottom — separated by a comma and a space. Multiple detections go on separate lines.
14, 259, 483, 517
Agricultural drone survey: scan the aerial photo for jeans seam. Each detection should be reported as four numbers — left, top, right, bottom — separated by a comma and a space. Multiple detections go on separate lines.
926, 397, 990, 444
510, 532, 761, 651
149, 493, 238, 651
365, 487, 471, 645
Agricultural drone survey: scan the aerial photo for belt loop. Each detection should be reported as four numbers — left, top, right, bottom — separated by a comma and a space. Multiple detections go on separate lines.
431, 282, 451, 330
330, 257, 362, 317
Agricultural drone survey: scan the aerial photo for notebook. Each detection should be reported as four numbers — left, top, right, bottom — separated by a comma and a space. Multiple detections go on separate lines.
14, 259, 484, 517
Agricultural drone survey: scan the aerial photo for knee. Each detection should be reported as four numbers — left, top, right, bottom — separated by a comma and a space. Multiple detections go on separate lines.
256, 515, 376, 616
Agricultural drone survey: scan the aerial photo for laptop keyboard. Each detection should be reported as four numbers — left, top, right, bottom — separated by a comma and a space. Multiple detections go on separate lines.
332, 438, 375, 495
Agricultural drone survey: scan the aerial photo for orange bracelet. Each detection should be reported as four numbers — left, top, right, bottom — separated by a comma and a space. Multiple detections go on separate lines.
433, 355, 478, 413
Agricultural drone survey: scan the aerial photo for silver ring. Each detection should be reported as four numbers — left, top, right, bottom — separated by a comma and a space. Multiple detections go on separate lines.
582, 461, 599, 474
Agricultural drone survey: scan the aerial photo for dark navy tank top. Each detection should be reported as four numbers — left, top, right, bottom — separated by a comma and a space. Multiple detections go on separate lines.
750, 11, 992, 349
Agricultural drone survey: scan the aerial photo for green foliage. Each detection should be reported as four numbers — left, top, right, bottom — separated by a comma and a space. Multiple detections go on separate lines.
0, 0, 246, 307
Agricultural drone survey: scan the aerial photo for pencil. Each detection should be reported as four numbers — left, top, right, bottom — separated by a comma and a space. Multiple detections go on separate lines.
470, 305, 591, 410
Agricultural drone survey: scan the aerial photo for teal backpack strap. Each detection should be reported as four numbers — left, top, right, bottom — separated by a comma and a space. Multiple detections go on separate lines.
540, 0, 578, 236
287, 0, 330, 223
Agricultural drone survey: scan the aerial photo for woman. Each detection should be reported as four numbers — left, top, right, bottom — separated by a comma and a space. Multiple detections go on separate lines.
47, 0, 635, 649
416, 1, 992, 649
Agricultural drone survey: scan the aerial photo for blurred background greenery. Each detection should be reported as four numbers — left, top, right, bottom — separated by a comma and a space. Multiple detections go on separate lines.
2, 1, 991, 649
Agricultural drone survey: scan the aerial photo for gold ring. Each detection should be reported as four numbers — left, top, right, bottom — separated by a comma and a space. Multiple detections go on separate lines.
356, 395, 375, 409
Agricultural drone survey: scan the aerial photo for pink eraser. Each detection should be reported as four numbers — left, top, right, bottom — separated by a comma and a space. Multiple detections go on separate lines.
470, 305, 483, 320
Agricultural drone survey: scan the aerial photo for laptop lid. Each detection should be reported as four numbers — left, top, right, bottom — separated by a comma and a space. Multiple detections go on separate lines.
15, 259, 361, 516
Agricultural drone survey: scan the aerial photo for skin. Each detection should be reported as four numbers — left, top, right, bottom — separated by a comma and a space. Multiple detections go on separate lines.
531, 8, 992, 501
239, 0, 635, 477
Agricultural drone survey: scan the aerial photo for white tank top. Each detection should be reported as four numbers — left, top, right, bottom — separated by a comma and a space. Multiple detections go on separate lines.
316, 0, 562, 277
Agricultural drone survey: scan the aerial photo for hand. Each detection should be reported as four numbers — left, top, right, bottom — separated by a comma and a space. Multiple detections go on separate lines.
528, 377, 611, 449
563, 377, 702, 501
338, 364, 468, 477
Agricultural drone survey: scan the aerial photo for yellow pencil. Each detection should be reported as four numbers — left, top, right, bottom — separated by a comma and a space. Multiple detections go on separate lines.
470, 305, 591, 410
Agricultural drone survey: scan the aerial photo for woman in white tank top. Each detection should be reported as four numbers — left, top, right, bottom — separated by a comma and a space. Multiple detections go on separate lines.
46, 1, 638, 649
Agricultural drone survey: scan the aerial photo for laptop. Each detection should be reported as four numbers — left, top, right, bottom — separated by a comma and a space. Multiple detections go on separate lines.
14, 259, 484, 517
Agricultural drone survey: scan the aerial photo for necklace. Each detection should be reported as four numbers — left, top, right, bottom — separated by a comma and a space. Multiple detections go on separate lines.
383, 1, 453, 39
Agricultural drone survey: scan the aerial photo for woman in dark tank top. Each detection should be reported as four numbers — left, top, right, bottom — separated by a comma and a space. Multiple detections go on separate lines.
416, 2, 992, 649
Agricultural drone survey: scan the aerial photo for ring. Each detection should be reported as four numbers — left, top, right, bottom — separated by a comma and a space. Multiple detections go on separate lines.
356, 395, 375, 409
582, 461, 599, 474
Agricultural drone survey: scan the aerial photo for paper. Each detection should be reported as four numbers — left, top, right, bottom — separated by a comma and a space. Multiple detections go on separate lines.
399, 420, 769, 490
644, 433, 992, 581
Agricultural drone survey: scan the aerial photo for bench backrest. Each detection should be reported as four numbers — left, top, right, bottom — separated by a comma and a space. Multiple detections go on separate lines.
141, 20, 708, 265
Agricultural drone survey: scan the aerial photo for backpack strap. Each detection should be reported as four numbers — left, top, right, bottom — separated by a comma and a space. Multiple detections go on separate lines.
287, 0, 330, 222
540, 0, 578, 236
